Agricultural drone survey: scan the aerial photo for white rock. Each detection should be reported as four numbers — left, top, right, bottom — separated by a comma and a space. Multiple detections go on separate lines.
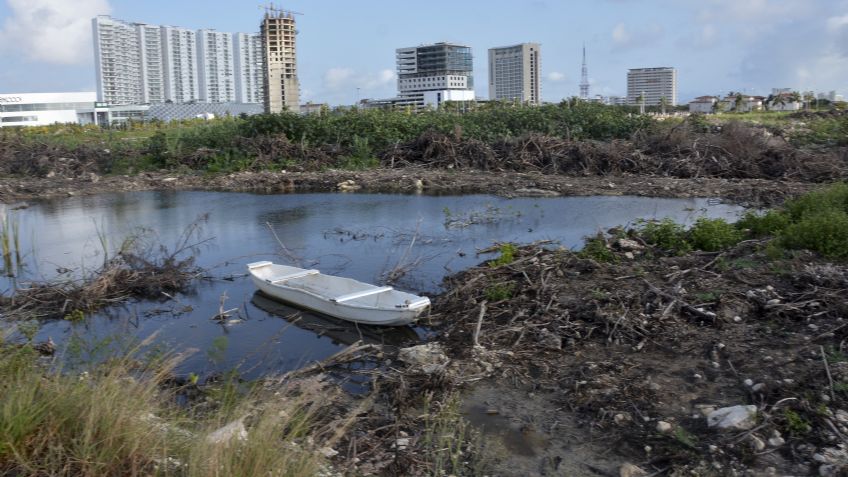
752, 383, 767, 392
398, 343, 449, 374
616, 238, 644, 251
619, 463, 647, 477
744, 379, 754, 387
656, 421, 673, 433
393, 437, 410, 450
769, 436, 786, 447
750, 435, 766, 451
207, 418, 248, 445
733, 316, 743, 323
320, 447, 339, 458
707, 405, 758, 430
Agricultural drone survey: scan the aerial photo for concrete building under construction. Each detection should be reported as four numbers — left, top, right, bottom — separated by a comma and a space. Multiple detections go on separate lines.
260, 6, 300, 113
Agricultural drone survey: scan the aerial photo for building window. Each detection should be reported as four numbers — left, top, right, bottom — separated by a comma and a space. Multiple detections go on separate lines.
1, 116, 38, 123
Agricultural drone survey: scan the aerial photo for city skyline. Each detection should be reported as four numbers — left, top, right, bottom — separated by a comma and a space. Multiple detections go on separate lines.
1, 0, 847, 105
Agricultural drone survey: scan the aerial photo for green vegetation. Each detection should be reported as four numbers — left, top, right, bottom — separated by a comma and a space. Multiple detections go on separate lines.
484, 282, 516, 302
782, 409, 812, 436
637, 218, 692, 255
578, 234, 618, 263
488, 243, 517, 267
1, 102, 652, 175
743, 183, 848, 259
689, 217, 744, 252
0, 339, 342, 476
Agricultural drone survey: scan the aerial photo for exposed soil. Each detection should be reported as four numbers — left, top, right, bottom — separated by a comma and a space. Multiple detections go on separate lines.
321, 236, 848, 476
0, 169, 820, 207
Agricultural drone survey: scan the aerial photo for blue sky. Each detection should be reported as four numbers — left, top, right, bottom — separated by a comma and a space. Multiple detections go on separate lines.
1, 0, 847, 104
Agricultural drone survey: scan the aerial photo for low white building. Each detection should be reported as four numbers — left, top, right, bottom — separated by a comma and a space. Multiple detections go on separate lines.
689, 96, 718, 114
0, 92, 154, 127
0, 92, 98, 127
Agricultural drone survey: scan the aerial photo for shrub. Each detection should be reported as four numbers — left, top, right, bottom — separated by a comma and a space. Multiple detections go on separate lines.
785, 183, 848, 220
689, 218, 743, 251
736, 210, 791, 237
578, 234, 617, 263
637, 219, 691, 254
779, 209, 848, 259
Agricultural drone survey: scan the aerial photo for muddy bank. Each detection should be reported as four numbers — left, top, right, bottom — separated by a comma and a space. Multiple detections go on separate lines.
347, 239, 848, 476
0, 169, 820, 206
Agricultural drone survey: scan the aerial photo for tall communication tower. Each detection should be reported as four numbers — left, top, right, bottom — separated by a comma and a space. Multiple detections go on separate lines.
579, 43, 590, 100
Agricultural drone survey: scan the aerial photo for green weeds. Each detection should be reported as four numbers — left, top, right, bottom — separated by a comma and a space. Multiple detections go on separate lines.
488, 243, 517, 267
484, 282, 515, 302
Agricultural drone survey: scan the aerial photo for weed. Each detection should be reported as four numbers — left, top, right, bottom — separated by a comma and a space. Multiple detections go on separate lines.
689, 217, 743, 252
488, 243, 517, 267
693, 291, 720, 303
782, 409, 811, 436
673, 426, 698, 449
63, 309, 85, 322
484, 282, 515, 302
737, 210, 790, 237
637, 219, 692, 255
578, 234, 618, 263
779, 209, 848, 259
420, 393, 489, 476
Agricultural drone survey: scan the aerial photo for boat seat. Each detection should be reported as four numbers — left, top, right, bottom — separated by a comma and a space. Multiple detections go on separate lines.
268, 269, 319, 284
332, 286, 394, 303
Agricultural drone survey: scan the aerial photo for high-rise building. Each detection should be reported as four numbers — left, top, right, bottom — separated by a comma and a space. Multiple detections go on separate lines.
234, 33, 265, 104
161, 26, 199, 103
137, 24, 165, 104
261, 8, 300, 113
94, 16, 264, 106
627, 67, 677, 106
487, 43, 541, 105
396, 42, 475, 109
197, 30, 236, 103
92, 16, 144, 105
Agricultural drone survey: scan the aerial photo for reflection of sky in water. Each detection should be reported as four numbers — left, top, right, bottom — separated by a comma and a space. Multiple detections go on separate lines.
6, 191, 744, 380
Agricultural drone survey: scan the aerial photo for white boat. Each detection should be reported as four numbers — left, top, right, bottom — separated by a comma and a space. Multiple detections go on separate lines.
247, 261, 431, 326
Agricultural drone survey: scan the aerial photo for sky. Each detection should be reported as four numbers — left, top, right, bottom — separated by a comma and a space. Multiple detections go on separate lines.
0, 0, 847, 105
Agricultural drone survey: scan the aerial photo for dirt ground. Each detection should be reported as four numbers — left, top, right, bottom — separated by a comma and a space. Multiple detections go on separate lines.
0, 169, 819, 207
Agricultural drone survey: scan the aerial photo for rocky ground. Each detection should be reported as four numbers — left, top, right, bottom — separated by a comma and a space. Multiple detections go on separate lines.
324, 237, 848, 476
0, 169, 819, 207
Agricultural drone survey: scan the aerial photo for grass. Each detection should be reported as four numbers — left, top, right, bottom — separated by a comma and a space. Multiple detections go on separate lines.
420, 393, 488, 477
484, 282, 515, 302
0, 338, 345, 476
578, 234, 618, 263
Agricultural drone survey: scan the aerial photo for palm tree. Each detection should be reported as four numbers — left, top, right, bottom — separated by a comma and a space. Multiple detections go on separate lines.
771, 94, 787, 111
659, 96, 669, 115
803, 92, 816, 111
636, 93, 645, 114
734, 92, 745, 112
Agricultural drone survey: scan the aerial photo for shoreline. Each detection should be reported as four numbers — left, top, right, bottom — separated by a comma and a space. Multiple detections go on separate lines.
0, 169, 821, 206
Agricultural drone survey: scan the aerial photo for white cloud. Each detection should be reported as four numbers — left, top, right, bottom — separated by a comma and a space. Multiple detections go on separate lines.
322, 67, 395, 92
0, 0, 111, 65
547, 72, 567, 82
827, 14, 848, 31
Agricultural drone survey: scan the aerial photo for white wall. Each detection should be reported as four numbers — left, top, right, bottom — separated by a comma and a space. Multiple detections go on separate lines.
0, 92, 97, 127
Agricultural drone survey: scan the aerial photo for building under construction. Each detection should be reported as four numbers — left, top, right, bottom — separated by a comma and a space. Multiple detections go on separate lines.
260, 5, 300, 113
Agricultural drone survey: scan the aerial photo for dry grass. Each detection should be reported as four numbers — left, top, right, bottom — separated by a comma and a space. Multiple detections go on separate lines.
0, 339, 352, 476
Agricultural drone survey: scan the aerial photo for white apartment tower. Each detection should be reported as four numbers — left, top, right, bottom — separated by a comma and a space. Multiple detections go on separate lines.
92, 16, 144, 105
197, 30, 236, 103
396, 42, 475, 109
261, 9, 300, 113
234, 33, 265, 104
488, 43, 541, 105
161, 26, 199, 103
627, 67, 678, 106
137, 24, 165, 103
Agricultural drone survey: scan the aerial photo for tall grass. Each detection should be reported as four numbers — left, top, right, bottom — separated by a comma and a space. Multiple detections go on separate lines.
0, 210, 21, 275
0, 340, 343, 476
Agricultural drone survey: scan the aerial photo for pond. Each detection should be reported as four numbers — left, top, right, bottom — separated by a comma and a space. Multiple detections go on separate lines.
4, 191, 744, 380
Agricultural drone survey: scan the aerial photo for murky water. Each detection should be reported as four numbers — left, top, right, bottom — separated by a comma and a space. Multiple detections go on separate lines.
3, 191, 744, 380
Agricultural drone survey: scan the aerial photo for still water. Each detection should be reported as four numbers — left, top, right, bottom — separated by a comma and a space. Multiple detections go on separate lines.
5, 191, 744, 379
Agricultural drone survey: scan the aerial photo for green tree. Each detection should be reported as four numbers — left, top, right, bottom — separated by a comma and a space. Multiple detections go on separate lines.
659, 96, 669, 115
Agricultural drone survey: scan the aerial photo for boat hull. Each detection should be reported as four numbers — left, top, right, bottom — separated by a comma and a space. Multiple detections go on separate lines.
248, 265, 429, 326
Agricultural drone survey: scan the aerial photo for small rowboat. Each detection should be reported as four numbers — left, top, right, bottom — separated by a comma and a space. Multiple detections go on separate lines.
247, 261, 430, 326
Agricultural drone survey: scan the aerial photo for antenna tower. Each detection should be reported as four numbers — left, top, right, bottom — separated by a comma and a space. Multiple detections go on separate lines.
580, 43, 590, 100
